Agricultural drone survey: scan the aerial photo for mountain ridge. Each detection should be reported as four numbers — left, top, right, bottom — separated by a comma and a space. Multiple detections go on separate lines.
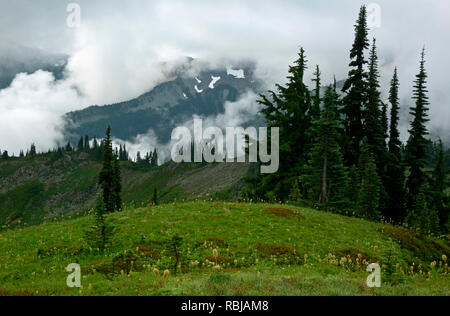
64, 61, 264, 146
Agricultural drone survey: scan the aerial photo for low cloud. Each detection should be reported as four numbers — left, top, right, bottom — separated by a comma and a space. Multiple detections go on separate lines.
0, 70, 88, 155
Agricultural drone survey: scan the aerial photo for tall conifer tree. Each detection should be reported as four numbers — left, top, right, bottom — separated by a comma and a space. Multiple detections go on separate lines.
311, 65, 322, 121
306, 85, 348, 207
385, 68, 406, 223
98, 126, 115, 213
341, 6, 370, 166
258, 48, 312, 200
357, 141, 382, 220
364, 38, 386, 169
112, 153, 122, 212
405, 49, 430, 211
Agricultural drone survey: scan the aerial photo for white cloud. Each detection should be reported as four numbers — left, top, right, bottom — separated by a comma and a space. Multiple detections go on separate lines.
0, 70, 88, 155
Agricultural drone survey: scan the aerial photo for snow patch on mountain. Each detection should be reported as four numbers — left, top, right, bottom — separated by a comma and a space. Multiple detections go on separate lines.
209, 76, 221, 89
194, 85, 203, 93
227, 67, 245, 79
194, 77, 204, 93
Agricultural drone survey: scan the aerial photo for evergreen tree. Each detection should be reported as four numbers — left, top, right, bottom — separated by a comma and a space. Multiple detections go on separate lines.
357, 142, 382, 220
311, 65, 322, 121
29, 143, 37, 156
257, 47, 312, 200
93, 137, 98, 150
341, 6, 370, 167
119, 145, 123, 161
2, 150, 8, 160
385, 68, 407, 223
120, 144, 129, 161
405, 49, 430, 211
289, 180, 302, 202
144, 152, 151, 165
77, 136, 84, 151
84, 135, 90, 150
19, 150, 24, 158
98, 126, 115, 213
151, 148, 158, 166
65, 142, 73, 152
364, 38, 388, 209
406, 190, 439, 235
85, 193, 116, 250
112, 153, 122, 212
381, 102, 389, 146
306, 85, 349, 207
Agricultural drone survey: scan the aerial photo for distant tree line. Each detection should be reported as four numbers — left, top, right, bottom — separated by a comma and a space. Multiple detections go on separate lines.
0, 135, 159, 168
245, 6, 449, 235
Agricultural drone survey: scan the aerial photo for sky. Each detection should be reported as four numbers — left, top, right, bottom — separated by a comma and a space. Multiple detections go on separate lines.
0, 0, 449, 155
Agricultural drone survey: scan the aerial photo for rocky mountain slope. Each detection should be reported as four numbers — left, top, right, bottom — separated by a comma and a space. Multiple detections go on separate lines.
0, 152, 249, 227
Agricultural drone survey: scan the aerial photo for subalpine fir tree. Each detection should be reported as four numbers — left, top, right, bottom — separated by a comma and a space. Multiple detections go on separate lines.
98, 126, 115, 213
357, 142, 382, 220
84, 135, 90, 150
258, 47, 312, 200
306, 85, 348, 207
381, 102, 389, 146
405, 49, 430, 211
364, 39, 387, 180
289, 180, 302, 202
385, 68, 407, 223
311, 65, 322, 121
406, 190, 439, 235
29, 143, 37, 156
85, 193, 116, 250
151, 148, 158, 166
341, 6, 370, 167
112, 153, 122, 212
77, 136, 84, 151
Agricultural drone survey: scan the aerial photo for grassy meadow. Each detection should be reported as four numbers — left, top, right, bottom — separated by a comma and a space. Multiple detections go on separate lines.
0, 201, 448, 296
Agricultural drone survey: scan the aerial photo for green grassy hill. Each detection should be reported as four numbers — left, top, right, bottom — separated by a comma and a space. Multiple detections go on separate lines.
0, 153, 248, 227
0, 202, 448, 296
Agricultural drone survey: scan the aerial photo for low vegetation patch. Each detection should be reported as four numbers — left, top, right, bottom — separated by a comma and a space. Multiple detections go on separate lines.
266, 208, 305, 219
381, 225, 450, 264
